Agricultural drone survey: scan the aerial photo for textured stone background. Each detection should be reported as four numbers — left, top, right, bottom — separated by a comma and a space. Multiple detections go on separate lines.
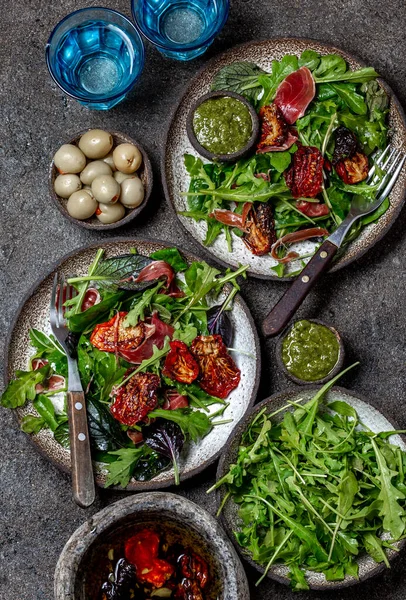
1, 0, 406, 598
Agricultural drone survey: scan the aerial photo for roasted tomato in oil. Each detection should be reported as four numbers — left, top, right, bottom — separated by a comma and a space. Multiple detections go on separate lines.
335, 151, 369, 184
190, 335, 240, 399
90, 312, 145, 353
110, 372, 160, 425
284, 145, 324, 198
175, 578, 204, 600
162, 340, 199, 384
125, 530, 174, 588
178, 552, 209, 589
243, 203, 276, 256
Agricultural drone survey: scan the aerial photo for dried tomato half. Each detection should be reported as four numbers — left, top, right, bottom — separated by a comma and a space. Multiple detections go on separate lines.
125, 530, 174, 588
257, 103, 288, 150
90, 312, 145, 353
243, 203, 276, 256
335, 152, 369, 184
178, 552, 209, 589
190, 335, 240, 399
284, 145, 324, 198
110, 372, 160, 425
162, 340, 199, 384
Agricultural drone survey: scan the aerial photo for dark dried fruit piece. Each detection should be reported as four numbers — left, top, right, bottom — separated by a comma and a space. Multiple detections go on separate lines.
190, 335, 240, 399
178, 552, 209, 588
100, 558, 137, 600
284, 145, 324, 198
332, 126, 358, 164
110, 372, 160, 425
243, 203, 276, 256
175, 578, 204, 600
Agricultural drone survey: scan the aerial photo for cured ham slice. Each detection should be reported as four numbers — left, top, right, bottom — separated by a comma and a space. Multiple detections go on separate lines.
274, 67, 316, 125
119, 312, 174, 364
136, 260, 184, 298
271, 227, 329, 263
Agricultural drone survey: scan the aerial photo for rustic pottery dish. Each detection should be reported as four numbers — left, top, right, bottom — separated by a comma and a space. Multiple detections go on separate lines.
163, 38, 406, 280
216, 386, 406, 589
4, 238, 260, 490
186, 90, 260, 162
49, 130, 152, 230
54, 492, 250, 600
275, 318, 345, 385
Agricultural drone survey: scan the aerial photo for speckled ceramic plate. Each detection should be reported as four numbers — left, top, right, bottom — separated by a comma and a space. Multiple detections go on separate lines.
216, 386, 406, 589
163, 38, 406, 280
54, 492, 250, 600
4, 238, 260, 490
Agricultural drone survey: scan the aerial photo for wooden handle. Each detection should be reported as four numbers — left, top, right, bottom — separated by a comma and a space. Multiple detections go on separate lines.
67, 391, 96, 508
262, 240, 338, 337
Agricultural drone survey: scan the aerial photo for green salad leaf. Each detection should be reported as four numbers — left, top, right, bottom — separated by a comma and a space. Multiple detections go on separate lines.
1, 365, 50, 409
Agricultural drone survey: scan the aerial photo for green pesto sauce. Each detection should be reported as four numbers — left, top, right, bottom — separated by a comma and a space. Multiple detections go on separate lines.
281, 320, 340, 382
193, 97, 252, 155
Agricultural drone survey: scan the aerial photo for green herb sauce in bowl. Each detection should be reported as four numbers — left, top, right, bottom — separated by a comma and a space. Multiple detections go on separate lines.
193, 96, 252, 155
280, 319, 344, 384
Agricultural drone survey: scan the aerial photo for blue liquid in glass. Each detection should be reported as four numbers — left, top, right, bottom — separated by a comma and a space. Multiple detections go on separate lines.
53, 20, 136, 98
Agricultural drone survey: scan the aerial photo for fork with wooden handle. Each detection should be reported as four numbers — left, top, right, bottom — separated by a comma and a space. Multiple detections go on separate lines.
50, 273, 96, 507
263, 147, 406, 338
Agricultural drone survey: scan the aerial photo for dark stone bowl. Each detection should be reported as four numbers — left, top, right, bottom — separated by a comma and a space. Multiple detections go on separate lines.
275, 318, 345, 385
186, 90, 260, 162
54, 492, 250, 600
49, 129, 153, 231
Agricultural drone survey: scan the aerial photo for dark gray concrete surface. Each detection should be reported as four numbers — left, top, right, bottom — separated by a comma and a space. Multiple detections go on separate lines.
1, 0, 406, 598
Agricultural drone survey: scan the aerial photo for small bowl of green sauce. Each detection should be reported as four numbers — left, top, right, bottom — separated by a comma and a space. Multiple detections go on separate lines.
277, 319, 345, 385
186, 90, 259, 162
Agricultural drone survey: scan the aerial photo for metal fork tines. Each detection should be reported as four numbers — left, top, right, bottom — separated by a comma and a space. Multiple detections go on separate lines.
50, 272, 96, 508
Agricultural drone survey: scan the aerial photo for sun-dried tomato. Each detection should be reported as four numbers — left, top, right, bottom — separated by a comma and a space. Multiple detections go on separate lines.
110, 372, 160, 425
162, 340, 199, 384
284, 145, 324, 198
335, 151, 369, 184
257, 103, 288, 150
125, 530, 174, 588
243, 203, 276, 256
178, 552, 209, 589
90, 312, 145, 353
190, 335, 240, 399
175, 578, 204, 600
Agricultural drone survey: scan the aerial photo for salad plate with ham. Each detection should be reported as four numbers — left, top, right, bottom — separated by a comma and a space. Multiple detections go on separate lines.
164, 39, 406, 279
2, 240, 260, 490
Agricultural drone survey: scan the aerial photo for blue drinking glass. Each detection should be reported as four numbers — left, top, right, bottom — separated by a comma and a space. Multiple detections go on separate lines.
131, 0, 229, 61
46, 7, 145, 110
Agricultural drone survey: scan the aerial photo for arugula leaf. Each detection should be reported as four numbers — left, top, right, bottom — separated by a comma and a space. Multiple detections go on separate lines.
124, 284, 162, 327
148, 408, 212, 442
269, 151, 292, 173
363, 533, 390, 567
150, 248, 188, 272
0, 365, 50, 408
371, 438, 406, 539
188, 181, 289, 203
299, 49, 320, 71
29, 329, 64, 356
103, 447, 145, 488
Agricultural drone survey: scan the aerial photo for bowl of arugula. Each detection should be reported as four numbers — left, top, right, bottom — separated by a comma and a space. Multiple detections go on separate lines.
2, 239, 260, 490
211, 364, 406, 590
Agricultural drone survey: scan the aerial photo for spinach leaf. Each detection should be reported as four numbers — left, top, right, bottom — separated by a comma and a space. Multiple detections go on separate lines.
211, 61, 267, 103
54, 421, 70, 448
20, 414, 46, 434
33, 394, 59, 431
87, 396, 127, 452
299, 49, 320, 71
150, 248, 188, 272
67, 291, 126, 333
144, 420, 185, 485
148, 408, 212, 442
0, 365, 50, 409
132, 451, 170, 482
269, 151, 292, 174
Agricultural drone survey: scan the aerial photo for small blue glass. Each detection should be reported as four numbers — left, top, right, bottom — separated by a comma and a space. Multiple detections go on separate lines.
46, 7, 145, 110
131, 0, 229, 61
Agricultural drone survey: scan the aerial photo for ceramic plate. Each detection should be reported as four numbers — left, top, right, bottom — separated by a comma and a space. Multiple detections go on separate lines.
4, 238, 260, 490
163, 38, 406, 280
216, 386, 406, 589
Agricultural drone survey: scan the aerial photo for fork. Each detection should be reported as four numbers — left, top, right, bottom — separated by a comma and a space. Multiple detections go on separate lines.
263, 146, 406, 337
50, 273, 96, 507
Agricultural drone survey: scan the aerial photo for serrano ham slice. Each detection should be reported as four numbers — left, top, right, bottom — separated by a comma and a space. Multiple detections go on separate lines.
274, 67, 316, 125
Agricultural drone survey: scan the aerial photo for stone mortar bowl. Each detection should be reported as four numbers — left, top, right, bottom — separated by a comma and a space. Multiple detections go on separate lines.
54, 492, 250, 599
